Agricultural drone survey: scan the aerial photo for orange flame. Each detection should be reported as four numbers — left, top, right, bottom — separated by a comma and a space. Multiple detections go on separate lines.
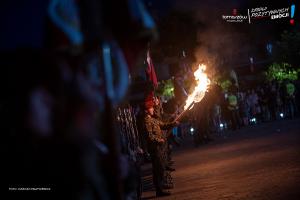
184, 64, 210, 110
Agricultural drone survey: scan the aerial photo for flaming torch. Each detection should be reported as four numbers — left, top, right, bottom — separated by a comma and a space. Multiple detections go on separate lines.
175, 64, 210, 121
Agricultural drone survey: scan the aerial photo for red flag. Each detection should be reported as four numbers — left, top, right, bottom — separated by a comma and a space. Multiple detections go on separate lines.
146, 50, 158, 88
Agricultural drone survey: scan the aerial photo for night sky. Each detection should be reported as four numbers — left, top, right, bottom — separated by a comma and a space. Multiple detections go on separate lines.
0, 0, 298, 51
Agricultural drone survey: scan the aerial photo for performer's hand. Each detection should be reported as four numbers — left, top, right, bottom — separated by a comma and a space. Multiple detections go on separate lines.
158, 138, 165, 143
172, 120, 179, 126
137, 147, 144, 154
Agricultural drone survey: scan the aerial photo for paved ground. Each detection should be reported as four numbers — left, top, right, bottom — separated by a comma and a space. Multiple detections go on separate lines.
142, 118, 300, 200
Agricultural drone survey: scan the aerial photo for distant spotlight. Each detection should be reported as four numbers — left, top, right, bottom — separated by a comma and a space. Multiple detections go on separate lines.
253, 118, 256, 122
190, 127, 194, 132
219, 123, 224, 128
280, 113, 284, 118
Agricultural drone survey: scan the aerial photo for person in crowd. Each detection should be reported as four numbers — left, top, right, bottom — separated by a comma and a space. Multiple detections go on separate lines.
247, 89, 259, 123
238, 91, 249, 126
284, 81, 296, 119
255, 88, 263, 123
192, 85, 217, 145
227, 89, 240, 130
295, 80, 300, 116
210, 84, 223, 133
220, 91, 229, 129
269, 82, 278, 120
212, 103, 222, 132
257, 87, 266, 122
276, 88, 284, 119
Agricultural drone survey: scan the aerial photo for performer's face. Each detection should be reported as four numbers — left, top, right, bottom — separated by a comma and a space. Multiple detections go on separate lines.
147, 107, 154, 116
154, 97, 159, 106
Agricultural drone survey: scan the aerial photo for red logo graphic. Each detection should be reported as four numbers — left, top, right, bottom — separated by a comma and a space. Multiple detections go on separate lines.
233, 9, 238, 16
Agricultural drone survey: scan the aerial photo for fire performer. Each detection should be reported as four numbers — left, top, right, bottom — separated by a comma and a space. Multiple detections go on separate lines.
144, 98, 179, 197
153, 96, 175, 189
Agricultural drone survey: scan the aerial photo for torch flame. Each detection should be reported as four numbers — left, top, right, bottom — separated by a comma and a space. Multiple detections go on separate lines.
184, 64, 210, 110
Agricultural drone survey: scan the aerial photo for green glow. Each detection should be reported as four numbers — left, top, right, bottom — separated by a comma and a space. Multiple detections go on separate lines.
265, 62, 299, 82
157, 79, 175, 99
